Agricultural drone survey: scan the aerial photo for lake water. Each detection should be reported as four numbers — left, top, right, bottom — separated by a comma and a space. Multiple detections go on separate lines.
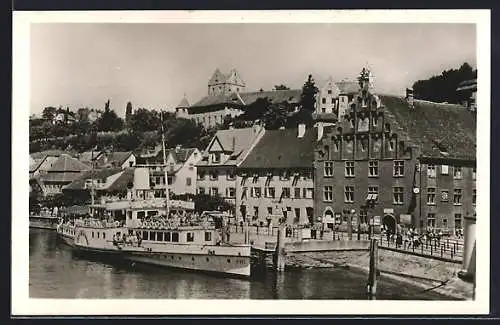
29, 228, 453, 300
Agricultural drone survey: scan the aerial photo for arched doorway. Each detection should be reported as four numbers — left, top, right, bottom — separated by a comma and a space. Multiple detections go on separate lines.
383, 214, 396, 234
323, 209, 334, 230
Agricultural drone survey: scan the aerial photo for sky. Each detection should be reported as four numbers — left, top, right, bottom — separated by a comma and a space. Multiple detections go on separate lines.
30, 23, 476, 117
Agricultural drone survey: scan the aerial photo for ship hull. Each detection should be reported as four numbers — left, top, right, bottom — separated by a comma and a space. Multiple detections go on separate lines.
29, 217, 59, 230
122, 250, 251, 278
57, 232, 75, 247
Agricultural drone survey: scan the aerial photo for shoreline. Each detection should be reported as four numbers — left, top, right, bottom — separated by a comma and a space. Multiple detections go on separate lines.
284, 251, 473, 301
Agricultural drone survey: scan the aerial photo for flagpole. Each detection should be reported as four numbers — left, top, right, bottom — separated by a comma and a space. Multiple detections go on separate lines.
161, 111, 170, 216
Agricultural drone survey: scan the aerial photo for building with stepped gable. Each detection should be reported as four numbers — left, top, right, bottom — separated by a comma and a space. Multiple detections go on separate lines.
314, 68, 476, 234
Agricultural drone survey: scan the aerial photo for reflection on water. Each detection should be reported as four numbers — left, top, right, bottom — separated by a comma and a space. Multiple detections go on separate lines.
29, 228, 453, 300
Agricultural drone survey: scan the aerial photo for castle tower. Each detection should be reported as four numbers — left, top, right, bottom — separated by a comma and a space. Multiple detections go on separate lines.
208, 68, 246, 96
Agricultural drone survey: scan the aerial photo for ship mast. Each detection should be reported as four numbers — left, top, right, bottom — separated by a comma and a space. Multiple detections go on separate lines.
160, 111, 170, 216
90, 146, 95, 217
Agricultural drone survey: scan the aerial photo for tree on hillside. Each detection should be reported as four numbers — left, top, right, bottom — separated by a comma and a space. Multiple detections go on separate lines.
42, 106, 57, 120
240, 97, 271, 121
412, 62, 477, 104
274, 84, 291, 91
163, 118, 214, 149
299, 74, 319, 112
128, 108, 162, 133
95, 100, 124, 132
286, 107, 313, 128
262, 102, 288, 130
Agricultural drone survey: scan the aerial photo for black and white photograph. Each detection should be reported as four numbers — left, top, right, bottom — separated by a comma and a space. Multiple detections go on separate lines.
12, 10, 490, 315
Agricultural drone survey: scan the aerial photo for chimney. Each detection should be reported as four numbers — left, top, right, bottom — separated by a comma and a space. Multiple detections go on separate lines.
406, 88, 414, 108
317, 122, 324, 141
297, 123, 306, 138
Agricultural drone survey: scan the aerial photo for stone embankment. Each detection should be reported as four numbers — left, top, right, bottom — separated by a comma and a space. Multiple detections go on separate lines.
285, 249, 473, 300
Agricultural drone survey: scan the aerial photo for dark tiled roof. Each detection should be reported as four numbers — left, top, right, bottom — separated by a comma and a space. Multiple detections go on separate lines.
198, 127, 263, 167
63, 168, 123, 190
379, 95, 476, 160
48, 154, 90, 172
189, 89, 302, 113
239, 89, 302, 105
239, 127, 316, 169
167, 148, 197, 163
40, 171, 85, 183
106, 168, 135, 192
191, 93, 244, 109
96, 151, 133, 167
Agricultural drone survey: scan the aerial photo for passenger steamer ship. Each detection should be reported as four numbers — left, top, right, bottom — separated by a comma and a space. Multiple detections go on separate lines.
60, 115, 251, 277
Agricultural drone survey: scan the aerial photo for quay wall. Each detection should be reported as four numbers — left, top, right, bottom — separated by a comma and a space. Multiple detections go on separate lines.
285, 239, 371, 252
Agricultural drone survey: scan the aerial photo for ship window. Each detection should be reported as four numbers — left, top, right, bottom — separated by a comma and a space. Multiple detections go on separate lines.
157, 232, 164, 241
103, 232, 105, 239
171, 256, 174, 260
227, 259, 231, 263
137, 211, 145, 219
143, 231, 149, 240
149, 231, 156, 241
164, 232, 171, 242
179, 256, 182, 260
92, 232, 94, 238
97, 232, 100, 239
172, 232, 179, 242
205, 232, 212, 241
192, 257, 195, 261
187, 232, 194, 242
206, 257, 209, 262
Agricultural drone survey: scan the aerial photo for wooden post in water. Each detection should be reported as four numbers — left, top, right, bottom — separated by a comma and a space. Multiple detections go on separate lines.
367, 239, 378, 300
274, 224, 286, 272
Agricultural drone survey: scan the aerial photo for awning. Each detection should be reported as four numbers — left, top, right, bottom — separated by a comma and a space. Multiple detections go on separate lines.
366, 194, 378, 201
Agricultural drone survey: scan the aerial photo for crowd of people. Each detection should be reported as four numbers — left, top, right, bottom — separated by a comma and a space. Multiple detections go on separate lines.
382, 227, 463, 250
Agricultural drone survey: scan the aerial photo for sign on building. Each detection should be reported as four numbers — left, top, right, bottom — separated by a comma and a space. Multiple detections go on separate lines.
400, 214, 412, 225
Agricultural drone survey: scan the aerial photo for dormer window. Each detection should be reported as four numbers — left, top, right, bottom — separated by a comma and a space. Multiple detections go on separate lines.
212, 152, 221, 163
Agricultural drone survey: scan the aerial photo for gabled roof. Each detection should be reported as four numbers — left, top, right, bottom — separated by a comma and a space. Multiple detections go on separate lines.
63, 168, 123, 191
177, 97, 190, 108
106, 168, 135, 192
239, 127, 317, 169
166, 148, 197, 163
96, 151, 134, 167
30, 149, 65, 160
198, 127, 263, 166
79, 151, 103, 163
208, 68, 225, 85
48, 154, 90, 173
379, 95, 476, 160
224, 69, 246, 86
